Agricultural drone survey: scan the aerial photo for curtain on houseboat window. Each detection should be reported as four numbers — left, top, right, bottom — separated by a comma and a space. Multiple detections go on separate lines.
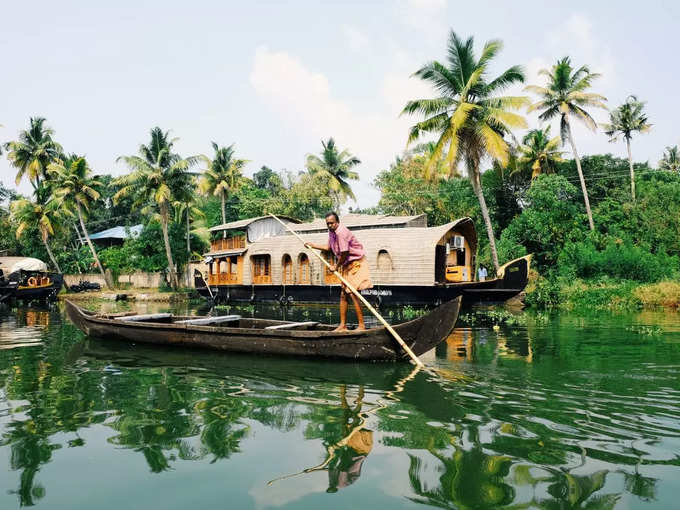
282, 254, 293, 284
247, 219, 288, 243
298, 253, 310, 284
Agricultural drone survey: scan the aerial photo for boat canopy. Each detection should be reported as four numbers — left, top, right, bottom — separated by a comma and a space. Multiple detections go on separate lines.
0, 257, 49, 273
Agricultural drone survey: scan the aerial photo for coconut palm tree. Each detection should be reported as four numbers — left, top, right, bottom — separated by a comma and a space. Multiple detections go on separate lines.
402, 30, 528, 272
659, 146, 680, 173
48, 155, 113, 289
601, 95, 651, 201
199, 143, 247, 225
115, 127, 200, 289
10, 197, 63, 272
173, 175, 207, 286
526, 57, 607, 231
516, 126, 565, 180
306, 138, 360, 209
3, 117, 62, 192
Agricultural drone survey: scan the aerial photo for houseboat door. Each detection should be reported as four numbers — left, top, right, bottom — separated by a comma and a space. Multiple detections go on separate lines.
435, 244, 446, 283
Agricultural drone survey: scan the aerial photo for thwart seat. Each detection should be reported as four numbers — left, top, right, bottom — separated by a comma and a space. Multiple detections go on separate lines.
264, 321, 319, 330
175, 315, 241, 325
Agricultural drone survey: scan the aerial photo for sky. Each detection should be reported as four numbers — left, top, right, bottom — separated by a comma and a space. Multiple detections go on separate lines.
1, 0, 679, 208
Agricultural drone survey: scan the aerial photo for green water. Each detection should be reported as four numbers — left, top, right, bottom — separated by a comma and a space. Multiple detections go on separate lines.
1, 303, 679, 509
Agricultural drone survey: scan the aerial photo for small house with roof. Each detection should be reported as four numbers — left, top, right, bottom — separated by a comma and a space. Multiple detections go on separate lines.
88, 225, 143, 247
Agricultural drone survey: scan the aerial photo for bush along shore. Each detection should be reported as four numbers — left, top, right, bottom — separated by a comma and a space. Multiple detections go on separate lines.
526, 276, 680, 311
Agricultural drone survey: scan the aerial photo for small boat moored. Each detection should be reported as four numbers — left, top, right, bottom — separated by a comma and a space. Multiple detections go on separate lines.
0, 257, 63, 303
65, 297, 462, 362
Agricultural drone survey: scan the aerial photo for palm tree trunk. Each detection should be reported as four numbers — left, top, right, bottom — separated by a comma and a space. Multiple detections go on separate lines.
186, 206, 191, 287
221, 192, 226, 238
626, 137, 636, 202
221, 192, 227, 224
160, 203, 178, 289
470, 168, 500, 273
42, 237, 62, 273
565, 118, 595, 231
77, 204, 113, 290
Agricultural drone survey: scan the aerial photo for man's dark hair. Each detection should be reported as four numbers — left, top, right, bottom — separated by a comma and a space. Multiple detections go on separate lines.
325, 211, 340, 222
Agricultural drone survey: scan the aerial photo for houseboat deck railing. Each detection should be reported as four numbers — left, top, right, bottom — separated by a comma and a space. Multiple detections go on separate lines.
210, 236, 246, 252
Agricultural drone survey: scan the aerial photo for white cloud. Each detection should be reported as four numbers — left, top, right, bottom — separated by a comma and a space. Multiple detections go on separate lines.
342, 25, 370, 51
407, 0, 447, 11
381, 72, 433, 115
249, 46, 435, 207
397, 0, 448, 39
547, 13, 616, 87
521, 14, 616, 154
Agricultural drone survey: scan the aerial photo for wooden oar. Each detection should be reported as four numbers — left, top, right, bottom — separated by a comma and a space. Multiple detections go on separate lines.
269, 213, 424, 367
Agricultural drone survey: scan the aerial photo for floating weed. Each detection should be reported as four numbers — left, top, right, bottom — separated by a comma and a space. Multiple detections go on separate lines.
625, 325, 662, 336
401, 306, 429, 320
458, 309, 527, 328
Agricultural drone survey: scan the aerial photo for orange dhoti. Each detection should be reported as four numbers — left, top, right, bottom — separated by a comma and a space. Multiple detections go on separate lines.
339, 257, 372, 294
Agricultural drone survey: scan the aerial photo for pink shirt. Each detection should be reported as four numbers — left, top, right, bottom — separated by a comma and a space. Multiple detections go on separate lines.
328, 225, 365, 266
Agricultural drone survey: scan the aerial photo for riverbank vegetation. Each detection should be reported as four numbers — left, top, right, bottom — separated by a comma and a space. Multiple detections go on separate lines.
1, 28, 679, 307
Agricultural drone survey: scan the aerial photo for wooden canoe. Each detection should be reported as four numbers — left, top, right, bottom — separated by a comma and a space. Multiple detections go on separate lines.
64, 297, 461, 362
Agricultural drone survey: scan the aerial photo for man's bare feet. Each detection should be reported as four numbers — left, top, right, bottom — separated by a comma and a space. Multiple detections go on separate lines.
333, 325, 348, 332
355, 325, 366, 331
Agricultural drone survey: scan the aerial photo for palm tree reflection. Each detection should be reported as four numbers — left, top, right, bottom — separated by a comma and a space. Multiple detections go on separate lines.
269, 385, 375, 492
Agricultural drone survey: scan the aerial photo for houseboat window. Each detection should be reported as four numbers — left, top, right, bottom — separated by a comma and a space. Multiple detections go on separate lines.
219, 259, 228, 274
282, 254, 294, 284
252, 255, 271, 284
456, 249, 465, 266
211, 233, 246, 252
323, 252, 338, 276
298, 253, 310, 284
323, 252, 339, 284
229, 256, 238, 274
377, 250, 392, 271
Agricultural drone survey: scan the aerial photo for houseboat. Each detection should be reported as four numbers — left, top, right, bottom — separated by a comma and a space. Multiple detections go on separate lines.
0, 257, 63, 302
194, 214, 530, 306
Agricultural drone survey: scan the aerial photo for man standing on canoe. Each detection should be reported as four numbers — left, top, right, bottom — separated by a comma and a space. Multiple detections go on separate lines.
305, 212, 372, 331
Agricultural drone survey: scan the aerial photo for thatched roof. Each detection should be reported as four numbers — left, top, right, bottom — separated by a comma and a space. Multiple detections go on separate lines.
292, 213, 427, 233
244, 218, 476, 286
209, 215, 299, 233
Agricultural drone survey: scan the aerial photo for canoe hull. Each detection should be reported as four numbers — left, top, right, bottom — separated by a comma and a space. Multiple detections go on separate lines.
65, 297, 461, 362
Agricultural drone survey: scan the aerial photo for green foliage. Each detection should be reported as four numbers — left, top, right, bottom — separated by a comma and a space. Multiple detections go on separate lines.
305, 138, 360, 208
659, 146, 679, 172
559, 240, 678, 282
373, 155, 484, 227
228, 182, 272, 220
265, 172, 335, 221
559, 278, 642, 311
524, 275, 562, 308
481, 168, 524, 233
499, 174, 586, 270
556, 154, 649, 204
253, 166, 283, 194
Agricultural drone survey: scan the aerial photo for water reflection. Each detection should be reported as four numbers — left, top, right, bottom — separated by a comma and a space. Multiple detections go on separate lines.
268, 385, 374, 492
0, 303, 679, 508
